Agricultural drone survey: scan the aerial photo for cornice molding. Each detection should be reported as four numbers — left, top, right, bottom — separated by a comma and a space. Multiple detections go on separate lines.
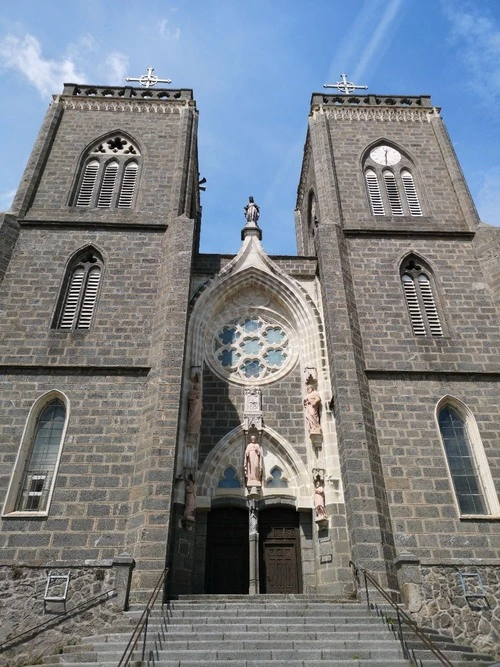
60, 98, 193, 114
313, 106, 439, 123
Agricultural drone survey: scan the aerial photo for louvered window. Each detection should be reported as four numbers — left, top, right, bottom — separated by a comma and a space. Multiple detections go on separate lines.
365, 169, 385, 215
402, 275, 426, 336
76, 160, 99, 206
118, 162, 138, 208
97, 161, 119, 207
57, 251, 103, 331
73, 135, 140, 209
383, 171, 403, 215
401, 259, 444, 337
401, 170, 422, 215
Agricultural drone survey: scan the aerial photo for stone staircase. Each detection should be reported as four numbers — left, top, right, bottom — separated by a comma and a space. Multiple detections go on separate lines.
23, 595, 497, 667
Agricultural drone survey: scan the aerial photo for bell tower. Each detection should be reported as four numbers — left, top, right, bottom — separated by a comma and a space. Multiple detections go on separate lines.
295, 87, 499, 591
0, 76, 200, 594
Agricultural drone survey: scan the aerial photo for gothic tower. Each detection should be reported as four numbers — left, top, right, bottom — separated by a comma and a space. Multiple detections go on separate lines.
0, 82, 200, 594
295, 92, 500, 601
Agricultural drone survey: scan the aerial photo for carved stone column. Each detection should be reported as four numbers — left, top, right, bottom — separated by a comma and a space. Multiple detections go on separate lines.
248, 496, 259, 594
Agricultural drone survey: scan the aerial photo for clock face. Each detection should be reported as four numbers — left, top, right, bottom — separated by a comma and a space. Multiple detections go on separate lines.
370, 145, 401, 166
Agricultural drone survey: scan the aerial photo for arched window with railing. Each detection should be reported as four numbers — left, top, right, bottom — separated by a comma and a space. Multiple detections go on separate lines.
3, 391, 69, 516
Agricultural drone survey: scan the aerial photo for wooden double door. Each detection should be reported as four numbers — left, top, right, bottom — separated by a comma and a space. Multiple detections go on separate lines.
205, 506, 301, 595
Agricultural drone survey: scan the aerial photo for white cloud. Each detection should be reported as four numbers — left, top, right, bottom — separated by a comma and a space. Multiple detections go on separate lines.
0, 189, 16, 210
352, 0, 404, 82
325, 0, 404, 89
0, 34, 85, 98
476, 167, 500, 226
101, 51, 129, 85
443, 2, 500, 99
158, 17, 180, 40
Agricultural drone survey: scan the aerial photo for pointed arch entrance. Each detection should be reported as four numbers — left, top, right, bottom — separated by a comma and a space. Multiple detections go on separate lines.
204, 503, 303, 595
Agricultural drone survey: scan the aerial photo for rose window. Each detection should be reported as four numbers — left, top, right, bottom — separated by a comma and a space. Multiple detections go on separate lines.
212, 316, 290, 383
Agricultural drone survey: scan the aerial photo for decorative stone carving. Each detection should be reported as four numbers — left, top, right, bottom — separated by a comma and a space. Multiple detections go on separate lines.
304, 381, 322, 435
313, 471, 328, 528
187, 374, 202, 435
244, 435, 262, 488
244, 196, 260, 224
182, 476, 196, 527
244, 387, 263, 431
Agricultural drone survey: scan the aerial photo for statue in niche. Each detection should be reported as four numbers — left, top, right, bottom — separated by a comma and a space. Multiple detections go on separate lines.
244, 196, 260, 224
303, 382, 322, 435
244, 435, 262, 487
187, 374, 202, 435
314, 477, 327, 520
183, 476, 196, 522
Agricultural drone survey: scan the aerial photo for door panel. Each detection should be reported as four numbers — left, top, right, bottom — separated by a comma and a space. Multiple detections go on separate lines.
259, 508, 301, 594
206, 507, 249, 594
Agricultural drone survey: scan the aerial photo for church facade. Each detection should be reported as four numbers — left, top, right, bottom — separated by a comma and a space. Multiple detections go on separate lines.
0, 80, 499, 655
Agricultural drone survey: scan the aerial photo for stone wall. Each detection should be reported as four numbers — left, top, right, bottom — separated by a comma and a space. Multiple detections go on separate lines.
413, 563, 500, 660
0, 557, 134, 667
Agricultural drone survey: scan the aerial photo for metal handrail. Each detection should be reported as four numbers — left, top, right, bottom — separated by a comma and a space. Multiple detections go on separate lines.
0, 588, 116, 652
349, 561, 454, 667
117, 568, 168, 667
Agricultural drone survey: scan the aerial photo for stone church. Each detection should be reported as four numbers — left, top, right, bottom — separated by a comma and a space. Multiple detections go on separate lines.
0, 76, 499, 657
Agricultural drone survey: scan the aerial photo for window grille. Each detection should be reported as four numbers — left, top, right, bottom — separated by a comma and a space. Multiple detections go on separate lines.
16, 400, 66, 513
401, 259, 443, 337
438, 406, 488, 515
365, 169, 385, 215
118, 162, 138, 208
76, 160, 99, 207
57, 251, 103, 330
97, 161, 119, 207
401, 170, 422, 215
383, 171, 403, 215
74, 136, 140, 209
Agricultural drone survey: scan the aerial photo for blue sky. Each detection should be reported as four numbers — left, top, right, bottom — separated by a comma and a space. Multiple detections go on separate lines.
0, 0, 499, 255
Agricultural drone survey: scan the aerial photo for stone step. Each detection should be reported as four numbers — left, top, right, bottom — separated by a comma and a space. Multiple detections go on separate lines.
144, 662, 410, 667
141, 648, 406, 661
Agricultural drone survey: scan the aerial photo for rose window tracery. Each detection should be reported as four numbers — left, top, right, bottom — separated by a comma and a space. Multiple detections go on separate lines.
212, 315, 290, 383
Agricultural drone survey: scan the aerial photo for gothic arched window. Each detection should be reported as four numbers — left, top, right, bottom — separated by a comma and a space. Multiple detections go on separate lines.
364, 144, 423, 216
74, 135, 140, 209
3, 392, 69, 516
400, 257, 443, 337
54, 249, 103, 330
437, 400, 499, 516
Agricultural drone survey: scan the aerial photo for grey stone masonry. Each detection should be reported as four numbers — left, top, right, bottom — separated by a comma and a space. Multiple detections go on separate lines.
296, 92, 500, 594
0, 83, 200, 598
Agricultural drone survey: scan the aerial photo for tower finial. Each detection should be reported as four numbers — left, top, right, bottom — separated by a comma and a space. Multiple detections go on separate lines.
125, 67, 172, 88
323, 73, 368, 95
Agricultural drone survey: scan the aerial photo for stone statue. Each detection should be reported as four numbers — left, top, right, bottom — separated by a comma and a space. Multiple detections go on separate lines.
187, 375, 202, 434
183, 477, 196, 521
314, 479, 327, 519
244, 196, 260, 224
244, 435, 262, 487
303, 383, 322, 434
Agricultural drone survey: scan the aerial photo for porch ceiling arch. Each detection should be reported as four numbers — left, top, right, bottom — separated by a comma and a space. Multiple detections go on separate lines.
197, 425, 310, 500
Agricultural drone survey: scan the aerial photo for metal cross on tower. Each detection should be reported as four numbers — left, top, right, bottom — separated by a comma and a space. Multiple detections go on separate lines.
125, 67, 172, 88
323, 73, 368, 95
